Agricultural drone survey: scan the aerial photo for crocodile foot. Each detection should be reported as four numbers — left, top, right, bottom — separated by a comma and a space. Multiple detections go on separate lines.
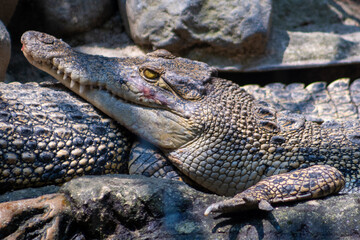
204, 165, 345, 215
0, 193, 72, 239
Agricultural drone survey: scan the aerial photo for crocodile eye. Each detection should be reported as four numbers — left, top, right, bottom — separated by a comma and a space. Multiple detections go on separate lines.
143, 69, 160, 80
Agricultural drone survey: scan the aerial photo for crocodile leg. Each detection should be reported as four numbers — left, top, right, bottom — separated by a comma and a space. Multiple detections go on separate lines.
129, 140, 211, 191
129, 140, 183, 180
204, 165, 345, 215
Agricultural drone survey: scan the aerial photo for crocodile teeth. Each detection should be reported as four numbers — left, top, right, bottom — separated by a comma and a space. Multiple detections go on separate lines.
52, 58, 60, 66
58, 65, 64, 71
57, 69, 62, 75
71, 72, 79, 80
70, 79, 76, 88
63, 73, 68, 80
79, 84, 86, 94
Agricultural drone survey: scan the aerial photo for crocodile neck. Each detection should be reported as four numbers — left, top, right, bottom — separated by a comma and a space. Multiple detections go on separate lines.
166, 78, 276, 195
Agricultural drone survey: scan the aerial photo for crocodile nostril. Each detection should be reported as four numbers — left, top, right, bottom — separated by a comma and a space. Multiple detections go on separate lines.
38, 33, 54, 44
43, 38, 54, 44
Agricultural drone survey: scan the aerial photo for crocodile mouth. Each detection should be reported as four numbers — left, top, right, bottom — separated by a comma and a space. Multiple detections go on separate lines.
22, 46, 166, 108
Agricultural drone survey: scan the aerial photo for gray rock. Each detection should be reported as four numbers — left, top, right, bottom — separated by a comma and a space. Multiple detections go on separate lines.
120, 0, 272, 56
67, 13, 146, 59
190, 0, 360, 71
33, 0, 117, 36
59, 175, 360, 239
1, 175, 360, 239
0, 0, 18, 25
60, 174, 221, 239
119, 0, 360, 72
0, 185, 59, 203
0, 21, 10, 82
250, 0, 360, 71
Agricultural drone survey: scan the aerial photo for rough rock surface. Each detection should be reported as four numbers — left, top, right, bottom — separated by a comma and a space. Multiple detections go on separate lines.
0, 21, 10, 82
0, 185, 59, 203
196, 0, 360, 71
0, 0, 18, 25
68, 14, 146, 59
32, 0, 117, 36
60, 175, 360, 239
120, 0, 272, 56
255, 0, 360, 71
118, 0, 360, 72
2, 175, 358, 239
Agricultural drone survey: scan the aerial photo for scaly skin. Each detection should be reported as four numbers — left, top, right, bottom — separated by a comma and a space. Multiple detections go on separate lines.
0, 82, 131, 192
204, 165, 344, 215
0, 82, 184, 193
243, 78, 360, 121
21, 31, 354, 214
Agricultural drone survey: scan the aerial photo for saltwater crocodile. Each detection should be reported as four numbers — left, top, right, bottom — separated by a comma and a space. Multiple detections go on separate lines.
19, 31, 360, 214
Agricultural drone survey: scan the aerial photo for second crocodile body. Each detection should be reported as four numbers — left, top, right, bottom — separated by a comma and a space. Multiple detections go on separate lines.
0, 82, 131, 192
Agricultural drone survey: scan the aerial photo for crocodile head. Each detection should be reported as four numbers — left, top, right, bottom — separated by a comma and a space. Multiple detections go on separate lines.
22, 31, 267, 196
21, 31, 218, 150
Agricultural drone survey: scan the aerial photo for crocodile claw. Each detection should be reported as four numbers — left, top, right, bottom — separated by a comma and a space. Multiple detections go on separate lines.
204, 194, 273, 216
205, 165, 345, 216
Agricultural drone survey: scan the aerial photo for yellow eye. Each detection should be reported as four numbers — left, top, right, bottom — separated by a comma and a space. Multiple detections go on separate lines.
143, 69, 160, 80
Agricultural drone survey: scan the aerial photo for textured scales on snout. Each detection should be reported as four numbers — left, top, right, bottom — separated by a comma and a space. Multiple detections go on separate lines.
21, 31, 359, 214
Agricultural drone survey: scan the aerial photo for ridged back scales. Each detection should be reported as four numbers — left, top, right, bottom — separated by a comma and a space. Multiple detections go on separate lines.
0, 82, 131, 192
243, 78, 360, 121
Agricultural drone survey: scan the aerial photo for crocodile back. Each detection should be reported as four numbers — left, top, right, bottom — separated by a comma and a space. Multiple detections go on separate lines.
243, 78, 360, 122
0, 82, 132, 192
